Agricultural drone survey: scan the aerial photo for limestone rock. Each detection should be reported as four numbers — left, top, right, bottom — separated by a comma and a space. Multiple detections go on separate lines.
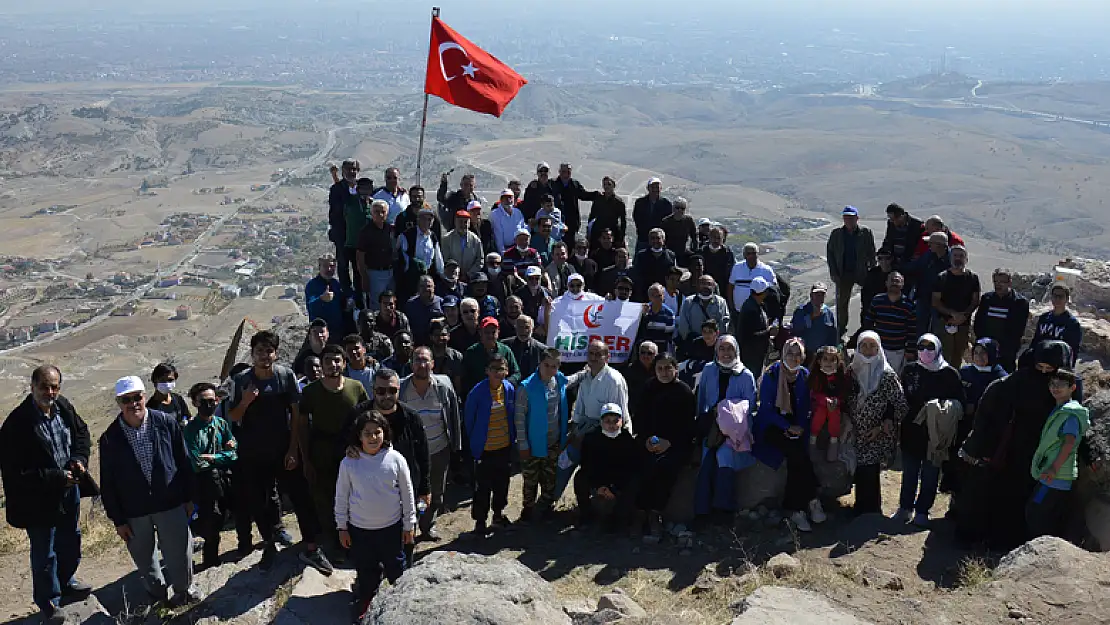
60, 596, 113, 625
860, 566, 905, 591
734, 454, 851, 510
368, 551, 571, 625
991, 536, 1110, 623
765, 553, 801, 577
731, 586, 874, 624
596, 588, 647, 618
272, 568, 356, 625
995, 536, 1104, 581
183, 547, 304, 625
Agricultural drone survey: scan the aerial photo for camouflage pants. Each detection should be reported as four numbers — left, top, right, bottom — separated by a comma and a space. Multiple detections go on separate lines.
522, 444, 560, 510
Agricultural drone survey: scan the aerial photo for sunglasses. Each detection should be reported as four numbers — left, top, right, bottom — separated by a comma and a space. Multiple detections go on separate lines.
916, 343, 936, 351
487, 261, 501, 266
374, 387, 399, 396
118, 393, 144, 405
538, 168, 549, 174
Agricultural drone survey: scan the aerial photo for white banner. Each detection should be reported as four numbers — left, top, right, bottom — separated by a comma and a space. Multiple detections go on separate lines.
546, 299, 643, 363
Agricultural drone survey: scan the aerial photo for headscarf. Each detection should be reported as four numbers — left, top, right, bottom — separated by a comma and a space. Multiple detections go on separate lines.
715, 335, 743, 373
1033, 340, 1071, 373
971, 337, 1000, 372
850, 331, 892, 397
915, 333, 949, 372
776, 338, 806, 416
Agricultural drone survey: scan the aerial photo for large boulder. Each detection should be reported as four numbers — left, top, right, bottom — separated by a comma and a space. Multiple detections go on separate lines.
990, 536, 1110, 624
731, 586, 874, 624
272, 568, 356, 625
1078, 389, 1110, 551
368, 551, 571, 625
735, 454, 851, 510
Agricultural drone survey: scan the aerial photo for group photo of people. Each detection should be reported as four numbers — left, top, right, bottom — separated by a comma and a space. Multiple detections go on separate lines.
2, 160, 1102, 625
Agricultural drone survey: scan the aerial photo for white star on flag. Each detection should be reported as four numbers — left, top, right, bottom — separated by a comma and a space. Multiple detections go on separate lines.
461, 62, 478, 79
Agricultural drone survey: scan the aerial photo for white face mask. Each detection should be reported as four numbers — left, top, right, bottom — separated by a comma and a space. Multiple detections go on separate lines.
651, 246, 664, 253
348, 186, 358, 195
488, 266, 500, 276
698, 293, 712, 301
856, 354, 877, 364
516, 245, 529, 253
820, 364, 837, 375
783, 361, 801, 372
709, 244, 721, 252
602, 428, 621, 439
156, 381, 175, 394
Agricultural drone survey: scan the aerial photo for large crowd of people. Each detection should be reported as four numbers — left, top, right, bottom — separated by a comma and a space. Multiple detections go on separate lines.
1, 162, 1100, 625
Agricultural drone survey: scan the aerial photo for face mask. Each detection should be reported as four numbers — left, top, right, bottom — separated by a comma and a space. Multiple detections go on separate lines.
783, 361, 801, 372
156, 382, 175, 394
820, 364, 837, 375
974, 364, 993, 372
651, 246, 663, 253
197, 399, 218, 417
856, 354, 877, 364
575, 252, 586, 261
709, 244, 721, 252
698, 291, 712, 300
602, 428, 621, 439
488, 266, 500, 276
517, 245, 528, 253
918, 349, 938, 365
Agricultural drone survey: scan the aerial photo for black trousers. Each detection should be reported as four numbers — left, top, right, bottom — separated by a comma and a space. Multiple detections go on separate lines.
1026, 483, 1072, 539
635, 453, 684, 512
764, 428, 818, 512
472, 446, 512, 522
348, 522, 404, 611
853, 463, 883, 515
239, 452, 321, 546
194, 470, 230, 563
335, 243, 353, 292
233, 461, 280, 548
573, 471, 638, 526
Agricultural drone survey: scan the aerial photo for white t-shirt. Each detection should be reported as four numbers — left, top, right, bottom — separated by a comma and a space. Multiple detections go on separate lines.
728, 261, 776, 310
373, 188, 410, 225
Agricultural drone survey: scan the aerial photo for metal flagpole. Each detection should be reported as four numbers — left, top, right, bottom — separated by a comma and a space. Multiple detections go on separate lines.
415, 6, 440, 187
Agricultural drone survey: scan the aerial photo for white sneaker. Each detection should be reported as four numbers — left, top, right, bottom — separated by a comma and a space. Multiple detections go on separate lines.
790, 510, 813, 533
911, 512, 930, 528
890, 508, 913, 523
808, 499, 827, 524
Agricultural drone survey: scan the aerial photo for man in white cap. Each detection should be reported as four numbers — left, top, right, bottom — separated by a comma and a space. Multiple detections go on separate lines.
442, 204, 485, 278
727, 242, 776, 330
522, 161, 562, 222
503, 227, 542, 277
436, 172, 478, 228
573, 402, 638, 532
99, 376, 199, 607
632, 177, 671, 252
737, 276, 777, 373
490, 188, 526, 253
826, 205, 876, 338
556, 273, 604, 304
696, 217, 713, 248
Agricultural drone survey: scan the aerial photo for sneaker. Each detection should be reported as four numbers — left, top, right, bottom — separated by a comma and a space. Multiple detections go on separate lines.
808, 499, 827, 524
419, 527, 441, 542
790, 510, 813, 533
890, 508, 913, 523
911, 512, 930, 528
275, 529, 295, 548
260, 545, 277, 571
490, 513, 512, 530
39, 605, 65, 625
62, 579, 93, 598
299, 547, 335, 576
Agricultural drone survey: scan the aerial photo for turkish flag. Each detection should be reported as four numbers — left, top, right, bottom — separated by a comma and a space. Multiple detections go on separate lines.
424, 17, 527, 118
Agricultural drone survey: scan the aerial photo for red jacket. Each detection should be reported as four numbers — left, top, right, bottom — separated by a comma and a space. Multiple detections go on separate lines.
913, 228, 965, 259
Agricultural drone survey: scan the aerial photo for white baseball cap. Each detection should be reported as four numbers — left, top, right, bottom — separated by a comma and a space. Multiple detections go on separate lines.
516, 227, 531, 237
568, 273, 585, 284
647, 177, 662, 187
466, 200, 483, 212
500, 188, 514, 198
536, 161, 550, 172
524, 265, 542, 278
601, 403, 623, 417
750, 276, 770, 294
115, 376, 146, 397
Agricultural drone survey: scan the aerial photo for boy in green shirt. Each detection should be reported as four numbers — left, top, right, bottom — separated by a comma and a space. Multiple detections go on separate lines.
184, 382, 238, 569
1027, 368, 1090, 539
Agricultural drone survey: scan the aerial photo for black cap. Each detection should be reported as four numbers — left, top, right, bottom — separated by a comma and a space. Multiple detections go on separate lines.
470, 272, 489, 283
309, 318, 328, 328
615, 274, 634, 286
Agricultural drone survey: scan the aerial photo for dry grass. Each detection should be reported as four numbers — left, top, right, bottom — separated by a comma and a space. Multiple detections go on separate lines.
955, 557, 994, 589
0, 497, 119, 557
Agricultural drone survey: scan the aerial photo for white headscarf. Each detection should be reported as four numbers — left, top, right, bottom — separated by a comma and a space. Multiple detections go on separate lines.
915, 333, 949, 372
716, 335, 743, 373
850, 330, 893, 397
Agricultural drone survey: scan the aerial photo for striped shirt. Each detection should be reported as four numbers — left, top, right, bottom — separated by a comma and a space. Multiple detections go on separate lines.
401, 383, 448, 455
866, 293, 918, 351
484, 384, 511, 451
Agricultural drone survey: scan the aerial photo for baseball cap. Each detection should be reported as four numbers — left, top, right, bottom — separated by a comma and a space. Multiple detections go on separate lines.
309, 318, 328, 329
696, 217, 712, 227
455, 210, 471, 219
500, 188, 514, 198
480, 316, 499, 329
115, 376, 146, 397
466, 200, 483, 212
516, 227, 531, 237
750, 276, 770, 294
536, 162, 550, 172
525, 265, 542, 278
842, 205, 859, 217
647, 177, 662, 187
418, 206, 435, 216
442, 295, 460, 309
470, 272, 489, 283
567, 273, 585, 285
444, 259, 460, 269
928, 232, 949, 245
811, 282, 828, 293
877, 246, 893, 257
601, 403, 623, 418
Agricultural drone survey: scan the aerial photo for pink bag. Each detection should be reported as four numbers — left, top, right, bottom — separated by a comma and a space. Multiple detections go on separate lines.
716, 399, 752, 453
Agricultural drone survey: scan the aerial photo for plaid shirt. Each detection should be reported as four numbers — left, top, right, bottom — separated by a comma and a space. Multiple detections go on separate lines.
36, 403, 71, 469
120, 411, 154, 483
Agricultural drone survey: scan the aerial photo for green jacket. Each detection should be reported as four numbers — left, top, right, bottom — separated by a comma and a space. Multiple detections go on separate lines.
1031, 400, 1090, 484
183, 416, 237, 473
344, 196, 372, 248
461, 342, 521, 395
826, 224, 876, 285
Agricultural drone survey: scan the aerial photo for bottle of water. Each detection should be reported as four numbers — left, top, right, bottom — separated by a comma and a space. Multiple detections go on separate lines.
417, 500, 428, 516
649, 436, 659, 446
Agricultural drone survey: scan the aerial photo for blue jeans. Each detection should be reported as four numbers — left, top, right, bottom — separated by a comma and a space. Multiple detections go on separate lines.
27, 486, 82, 612
366, 269, 393, 312
899, 452, 940, 514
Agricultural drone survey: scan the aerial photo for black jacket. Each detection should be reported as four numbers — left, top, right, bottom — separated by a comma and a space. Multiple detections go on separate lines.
882, 213, 925, 268
634, 379, 696, 460
586, 194, 627, 247
568, 256, 599, 290
521, 179, 563, 222
739, 296, 771, 346
348, 402, 431, 497
631, 248, 677, 301
699, 245, 736, 299
973, 291, 1030, 358
436, 182, 478, 230
328, 181, 353, 244
99, 410, 193, 527
632, 195, 673, 245
501, 335, 547, 380
579, 428, 638, 491
0, 396, 97, 529
899, 363, 965, 459
551, 177, 592, 233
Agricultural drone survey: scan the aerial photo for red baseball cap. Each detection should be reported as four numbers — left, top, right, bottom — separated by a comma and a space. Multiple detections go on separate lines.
455, 210, 471, 219
480, 316, 499, 329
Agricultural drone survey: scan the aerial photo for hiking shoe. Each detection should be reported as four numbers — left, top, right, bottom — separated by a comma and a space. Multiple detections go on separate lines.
890, 508, 913, 523
62, 579, 93, 598
39, 605, 66, 625
419, 527, 442, 542
808, 499, 827, 524
911, 512, 930, 528
490, 513, 512, 530
275, 529, 295, 548
299, 547, 335, 576
260, 545, 277, 571
790, 510, 813, 533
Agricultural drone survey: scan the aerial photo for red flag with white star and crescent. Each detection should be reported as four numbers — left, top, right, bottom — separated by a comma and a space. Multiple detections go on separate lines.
424, 16, 527, 118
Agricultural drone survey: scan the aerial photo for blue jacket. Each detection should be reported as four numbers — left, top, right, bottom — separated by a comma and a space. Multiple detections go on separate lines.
463, 379, 517, 459
753, 362, 812, 470
305, 275, 347, 335
99, 409, 193, 527
790, 303, 838, 353
695, 362, 757, 417
520, 372, 568, 456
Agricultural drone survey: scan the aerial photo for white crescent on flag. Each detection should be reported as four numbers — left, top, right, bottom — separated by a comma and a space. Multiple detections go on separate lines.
438, 42, 479, 82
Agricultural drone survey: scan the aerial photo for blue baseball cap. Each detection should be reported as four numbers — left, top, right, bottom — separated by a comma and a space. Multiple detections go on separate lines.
442, 295, 460, 309
842, 205, 859, 217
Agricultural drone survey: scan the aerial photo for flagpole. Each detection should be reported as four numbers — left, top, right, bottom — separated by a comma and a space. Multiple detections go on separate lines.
415, 6, 440, 187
